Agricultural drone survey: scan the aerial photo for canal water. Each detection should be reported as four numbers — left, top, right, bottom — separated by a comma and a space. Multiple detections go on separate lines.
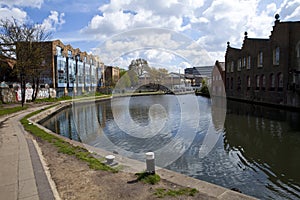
41, 94, 300, 199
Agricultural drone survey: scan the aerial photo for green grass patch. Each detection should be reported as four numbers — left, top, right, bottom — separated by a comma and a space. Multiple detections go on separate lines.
34, 93, 111, 103
135, 171, 161, 185
0, 106, 28, 117
154, 187, 198, 198
21, 105, 117, 173
34, 96, 72, 103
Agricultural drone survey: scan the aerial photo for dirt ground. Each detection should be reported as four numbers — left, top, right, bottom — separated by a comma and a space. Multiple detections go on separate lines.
36, 138, 215, 200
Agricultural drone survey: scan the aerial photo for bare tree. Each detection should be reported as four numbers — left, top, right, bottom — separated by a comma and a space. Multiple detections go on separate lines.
128, 58, 150, 76
0, 18, 52, 106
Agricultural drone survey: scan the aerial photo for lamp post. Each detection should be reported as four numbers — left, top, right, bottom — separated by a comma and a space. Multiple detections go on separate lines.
20, 69, 25, 107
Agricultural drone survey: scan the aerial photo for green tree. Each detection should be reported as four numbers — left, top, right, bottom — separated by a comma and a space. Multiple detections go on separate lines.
118, 72, 131, 89
200, 78, 209, 95
119, 68, 127, 78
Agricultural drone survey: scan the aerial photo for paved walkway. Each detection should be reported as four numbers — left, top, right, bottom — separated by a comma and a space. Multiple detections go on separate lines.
0, 108, 55, 200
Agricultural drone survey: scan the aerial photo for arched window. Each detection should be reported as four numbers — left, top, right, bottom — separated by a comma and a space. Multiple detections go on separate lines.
258, 51, 263, 67
247, 56, 251, 69
247, 76, 251, 88
237, 76, 241, 90
256, 75, 260, 90
278, 73, 283, 89
231, 61, 234, 72
226, 78, 229, 89
296, 41, 300, 69
297, 41, 300, 58
273, 47, 280, 65
261, 75, 266, 90
270, 73, 275, 90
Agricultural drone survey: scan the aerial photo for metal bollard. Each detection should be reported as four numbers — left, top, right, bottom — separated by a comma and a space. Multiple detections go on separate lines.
145, 152, 155, 174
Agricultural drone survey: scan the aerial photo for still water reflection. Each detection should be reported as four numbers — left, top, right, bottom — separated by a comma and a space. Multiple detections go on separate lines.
41, 95, 300, 199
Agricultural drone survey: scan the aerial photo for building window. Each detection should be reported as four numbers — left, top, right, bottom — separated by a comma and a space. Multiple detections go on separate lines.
261, 75, 266, 90
256, 75, 260, 90
273, 47, 280, 65
57, 56, 67, 87
231, 61, 234, 73
237, 59, 241, 71
237, 76, 241, 90
247, 76, 251, 89
243, 57, 246, 68
56, 46, 62, 56
230, 77, 233, 89
247, 56, 251, 69
297, 42, 300, 70
68, 50, 72, 58
258, 51, 263, 67
270, 73, 275, 90
226, 78, 229, 89
297, 42, 300, 58
278, 73, 283, 89
226, 62, 230, 73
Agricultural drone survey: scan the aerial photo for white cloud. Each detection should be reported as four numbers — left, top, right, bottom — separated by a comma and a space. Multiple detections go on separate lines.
266, 3, 277, 15
0, 7, 27, 23
0, 0, 43, 8
40, 11, 65, 32
278, 0, 300, 20
81, 0, 206, 38
92, 27, 212, 72
36, 0, 299, 70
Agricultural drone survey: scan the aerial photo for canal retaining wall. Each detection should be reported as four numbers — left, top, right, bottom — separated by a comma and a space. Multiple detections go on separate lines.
28, 99, 257, 200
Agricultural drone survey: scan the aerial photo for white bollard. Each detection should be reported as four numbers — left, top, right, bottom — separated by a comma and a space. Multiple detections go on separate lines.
145, 152, 155, 174
105, 155, 115, 165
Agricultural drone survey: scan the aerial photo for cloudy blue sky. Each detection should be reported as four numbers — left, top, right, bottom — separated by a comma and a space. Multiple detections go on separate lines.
1, 0, 300, 72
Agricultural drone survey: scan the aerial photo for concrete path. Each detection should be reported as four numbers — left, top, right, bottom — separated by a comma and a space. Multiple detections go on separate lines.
0, 108, 55, 200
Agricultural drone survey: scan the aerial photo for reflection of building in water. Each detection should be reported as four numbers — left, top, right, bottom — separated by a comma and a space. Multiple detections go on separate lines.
225, 15, 300, 108
224, 100, 300, 186
97, 103, 107, 128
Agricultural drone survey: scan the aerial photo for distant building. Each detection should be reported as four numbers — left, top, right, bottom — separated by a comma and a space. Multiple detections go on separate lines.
185, 66, 213, 87
211, 61, 225, 97
104, 66, 120, 87
0, 54, 16, 84
225, 15, 300, 108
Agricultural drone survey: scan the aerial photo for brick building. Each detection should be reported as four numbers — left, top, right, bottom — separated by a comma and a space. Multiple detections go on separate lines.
104, 66, 120, 87
225, 15, 300, 108
14, 40, 105, 96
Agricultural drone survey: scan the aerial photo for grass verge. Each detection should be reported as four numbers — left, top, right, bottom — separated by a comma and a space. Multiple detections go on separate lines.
135, 171, 161, 185
0, 106, 28, 117
154, 187, 199, 198
34, 92, 111, 103
34, 96, 72, 103
21, 105, 117, 173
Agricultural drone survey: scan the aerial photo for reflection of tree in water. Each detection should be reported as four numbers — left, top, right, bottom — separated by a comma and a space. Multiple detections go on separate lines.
224, 100, 300, 193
